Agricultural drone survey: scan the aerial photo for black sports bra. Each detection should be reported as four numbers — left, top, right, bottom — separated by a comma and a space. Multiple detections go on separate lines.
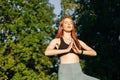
57, 37, 79, 58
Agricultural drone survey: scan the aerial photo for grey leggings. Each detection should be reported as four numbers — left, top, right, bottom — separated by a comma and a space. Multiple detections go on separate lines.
58, 62, 100, 80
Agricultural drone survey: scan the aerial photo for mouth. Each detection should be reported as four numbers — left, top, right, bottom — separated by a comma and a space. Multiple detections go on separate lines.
67, 26, 71, 28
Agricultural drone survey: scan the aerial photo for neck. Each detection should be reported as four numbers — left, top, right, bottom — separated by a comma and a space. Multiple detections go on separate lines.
63, 31, 72, 39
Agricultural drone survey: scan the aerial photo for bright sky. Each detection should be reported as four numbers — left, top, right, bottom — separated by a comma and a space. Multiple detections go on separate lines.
49, 0, 61, 15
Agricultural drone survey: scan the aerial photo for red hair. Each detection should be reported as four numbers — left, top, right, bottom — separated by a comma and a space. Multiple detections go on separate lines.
55, 16, 81, 49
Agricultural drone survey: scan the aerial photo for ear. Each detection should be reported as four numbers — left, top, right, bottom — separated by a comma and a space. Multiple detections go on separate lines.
61, 27, 63, 29
60, 26, 63, 29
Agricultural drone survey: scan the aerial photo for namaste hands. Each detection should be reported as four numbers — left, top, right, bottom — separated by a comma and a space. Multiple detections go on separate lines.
67, 39, 82, 54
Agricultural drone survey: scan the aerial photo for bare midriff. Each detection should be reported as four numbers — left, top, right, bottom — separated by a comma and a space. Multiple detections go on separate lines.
59, 53, 80, 64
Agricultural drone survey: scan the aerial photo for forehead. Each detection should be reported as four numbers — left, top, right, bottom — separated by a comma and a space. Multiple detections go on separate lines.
64, 18, 72, 22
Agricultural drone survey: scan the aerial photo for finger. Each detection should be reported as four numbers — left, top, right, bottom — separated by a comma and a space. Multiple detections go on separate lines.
72, 47, 78, 53
72, 44, 79, 53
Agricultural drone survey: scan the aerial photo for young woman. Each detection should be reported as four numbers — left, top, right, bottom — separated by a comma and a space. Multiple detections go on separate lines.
45, 16, 99, 80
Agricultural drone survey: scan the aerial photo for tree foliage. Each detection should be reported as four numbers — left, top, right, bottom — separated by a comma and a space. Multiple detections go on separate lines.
0, 0, 120, 80
0, 0, 57, 80
61, 0, 120, 80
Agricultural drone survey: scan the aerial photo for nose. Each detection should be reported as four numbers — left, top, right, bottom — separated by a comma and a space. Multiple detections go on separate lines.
68, 23, 70, 25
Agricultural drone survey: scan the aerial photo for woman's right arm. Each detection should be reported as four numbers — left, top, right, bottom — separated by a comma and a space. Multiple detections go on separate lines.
44, 38, 72, 56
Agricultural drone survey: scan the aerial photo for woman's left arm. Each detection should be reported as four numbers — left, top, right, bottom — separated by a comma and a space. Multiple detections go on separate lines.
78, 40, 97, 56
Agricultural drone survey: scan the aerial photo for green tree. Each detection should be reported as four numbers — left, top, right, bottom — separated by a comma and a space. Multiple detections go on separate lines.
61, 0, 120, 80
0, 0, 57, 80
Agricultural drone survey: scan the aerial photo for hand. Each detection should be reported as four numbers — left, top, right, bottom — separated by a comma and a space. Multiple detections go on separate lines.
72, 40, 80, 53
66, 39, 73, 52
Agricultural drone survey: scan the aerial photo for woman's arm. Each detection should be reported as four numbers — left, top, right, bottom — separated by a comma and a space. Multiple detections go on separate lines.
44, 38, 73, 56
78, 40, 97, 56
72, 40, 97, 56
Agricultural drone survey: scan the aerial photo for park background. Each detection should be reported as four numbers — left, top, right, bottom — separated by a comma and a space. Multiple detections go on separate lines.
0, 0, 120, 80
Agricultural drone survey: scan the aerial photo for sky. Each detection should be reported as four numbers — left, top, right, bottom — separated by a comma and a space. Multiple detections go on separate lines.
49, 0, 61, 15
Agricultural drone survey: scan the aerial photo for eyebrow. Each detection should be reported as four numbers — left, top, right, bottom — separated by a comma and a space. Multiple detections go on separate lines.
64, 21, 73, 23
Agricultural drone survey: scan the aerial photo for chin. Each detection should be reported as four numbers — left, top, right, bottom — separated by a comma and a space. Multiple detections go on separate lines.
65, 30, 72, 32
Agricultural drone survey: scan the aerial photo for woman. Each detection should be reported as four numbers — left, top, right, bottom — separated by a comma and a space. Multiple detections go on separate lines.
45, 16, 99, 80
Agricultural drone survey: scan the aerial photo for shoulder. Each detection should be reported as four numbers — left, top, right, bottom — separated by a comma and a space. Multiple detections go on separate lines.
52, 38, 60, 42
78, 39, 83, 43
78, 39, 90, 48
78, 39, 86, 45
50, 38, 61, 44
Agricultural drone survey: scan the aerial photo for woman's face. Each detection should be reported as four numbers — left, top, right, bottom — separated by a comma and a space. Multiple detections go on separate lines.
62, 18, 73, 32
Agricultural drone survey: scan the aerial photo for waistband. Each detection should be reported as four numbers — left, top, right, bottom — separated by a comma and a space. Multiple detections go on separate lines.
59, 62, 80, 66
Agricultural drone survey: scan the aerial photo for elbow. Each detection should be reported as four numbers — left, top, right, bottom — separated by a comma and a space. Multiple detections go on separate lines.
44, 51, 49, 56
45, 52, 47, 56
93, 51, 97, 56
